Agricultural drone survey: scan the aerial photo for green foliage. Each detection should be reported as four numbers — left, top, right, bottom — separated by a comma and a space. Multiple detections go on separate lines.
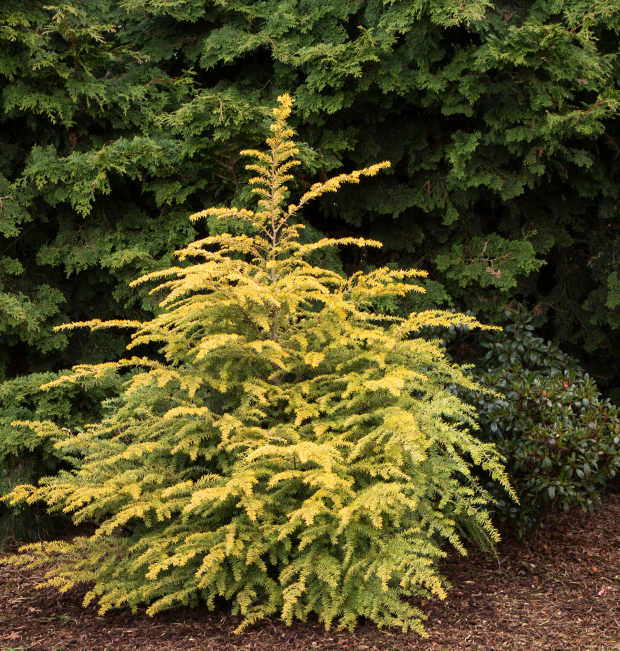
0, 0, 619, 396
0, 371, 120, 547
3, 98, 513, 635
470, 321, 620, 539
0, 1, 204, 375
435, 235, 545, 321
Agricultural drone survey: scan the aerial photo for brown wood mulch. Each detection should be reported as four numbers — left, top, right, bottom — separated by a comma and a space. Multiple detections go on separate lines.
1, 494, 618, 651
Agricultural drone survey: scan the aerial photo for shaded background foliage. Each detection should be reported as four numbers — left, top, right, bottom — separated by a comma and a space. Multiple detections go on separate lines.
0, 370, 120, 543
0, 0, 619, 539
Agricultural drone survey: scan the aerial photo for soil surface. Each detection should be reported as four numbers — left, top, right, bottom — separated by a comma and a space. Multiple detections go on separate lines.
1, 495, 619, 650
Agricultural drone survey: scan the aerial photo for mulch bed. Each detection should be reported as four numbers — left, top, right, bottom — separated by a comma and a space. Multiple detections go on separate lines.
1, 495, 619, 650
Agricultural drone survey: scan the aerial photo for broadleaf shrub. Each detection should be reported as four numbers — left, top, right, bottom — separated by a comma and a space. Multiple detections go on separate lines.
470, 321, 620, 539
2, 96, 514, 635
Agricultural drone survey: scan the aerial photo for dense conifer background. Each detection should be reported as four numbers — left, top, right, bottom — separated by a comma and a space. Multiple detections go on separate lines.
1, 1, 618, 391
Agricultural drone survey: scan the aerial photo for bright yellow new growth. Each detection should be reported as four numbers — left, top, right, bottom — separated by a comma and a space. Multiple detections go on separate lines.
53, 319, 142, 332
3, 93, 514, 638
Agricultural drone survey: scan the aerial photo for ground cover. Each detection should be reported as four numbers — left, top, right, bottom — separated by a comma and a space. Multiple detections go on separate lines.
1, 493, 618, 650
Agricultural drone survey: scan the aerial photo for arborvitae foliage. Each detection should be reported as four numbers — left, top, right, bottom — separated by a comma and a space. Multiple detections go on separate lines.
1, 1, 619, 396
4, 96, 514, 634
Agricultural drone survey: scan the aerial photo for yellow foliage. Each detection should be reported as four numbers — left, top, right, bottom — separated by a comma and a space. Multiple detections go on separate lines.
2, 93, 514, 637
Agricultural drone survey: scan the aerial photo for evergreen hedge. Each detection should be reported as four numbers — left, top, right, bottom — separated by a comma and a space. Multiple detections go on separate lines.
0, 1, 618, 391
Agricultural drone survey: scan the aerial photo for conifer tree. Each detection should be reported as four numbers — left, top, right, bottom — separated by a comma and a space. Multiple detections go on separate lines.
2, 1, 619, 388
4, 95, 514, 635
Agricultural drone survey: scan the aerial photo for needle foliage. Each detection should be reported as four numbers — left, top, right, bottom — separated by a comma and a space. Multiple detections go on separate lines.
4, 95, 514, 635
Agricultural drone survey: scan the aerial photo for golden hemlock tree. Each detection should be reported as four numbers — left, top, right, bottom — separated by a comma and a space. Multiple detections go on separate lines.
4, 95, 514, 635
